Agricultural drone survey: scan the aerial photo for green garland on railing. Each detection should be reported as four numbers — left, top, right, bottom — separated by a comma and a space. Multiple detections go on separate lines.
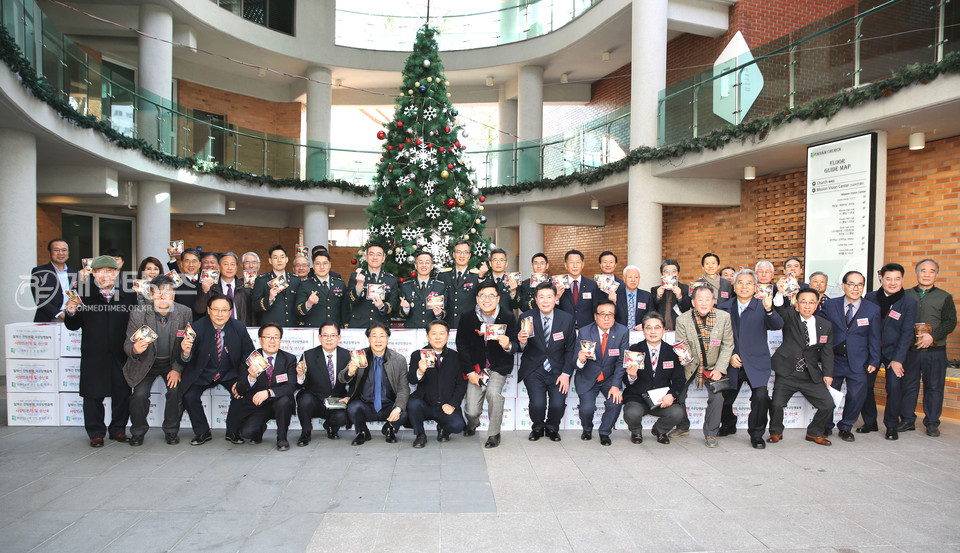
485, 50, 960, 195
0, 24, 373, 196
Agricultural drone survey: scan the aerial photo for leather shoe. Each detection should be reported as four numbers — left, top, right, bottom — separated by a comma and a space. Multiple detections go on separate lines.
384, 425, 398, 443
839, 430, 855, 442
164, 433, 180, 445
89, 437, 104, 448
464, 428, 476, 437
717, 427, 737, 437
437, 432, 450, 443
667, 428, 689, 438
129, 435, 144, 447
580, 430, 592, 441
896, 421, 915, 432
705, 436, 718, 448
225, 432, 244, 445
856, 422, 879, 434
325, 426, 339, 440
484, 434, 501, 448
351, 432, 367, 446
927, 424, 941, 437
805, 433, 832, 446
766, 434, 783, 443
885, 427, 899, 440
528, 428, 544, 441
652, 429, 670, 445
413, 433, 427, 448
751, 437, 766, 449
110, 433, 130, 443
823, 428, 833, 436
190, 432, 212, 446
276, 439, 290, 451
297, 433, 311, 447
545, 429, 562, 442
599, 435, 611, 446
630, 432, 643, 444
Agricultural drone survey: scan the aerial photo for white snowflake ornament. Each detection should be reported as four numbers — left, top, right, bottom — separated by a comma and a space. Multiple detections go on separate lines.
422, 106, 438, 120
425, 205, 441, 219
437, 220, 452, 233
403, 105, 418, 116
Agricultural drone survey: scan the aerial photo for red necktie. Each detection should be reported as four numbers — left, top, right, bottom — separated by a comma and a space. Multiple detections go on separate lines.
572, 279, 579, 306
597, 332, 608, 382
216, 329, 223, 361
267, 356, 274, 382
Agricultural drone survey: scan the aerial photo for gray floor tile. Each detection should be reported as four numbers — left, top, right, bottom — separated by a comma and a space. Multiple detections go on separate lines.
29, 509, 142, 553
100, 511, 205, 553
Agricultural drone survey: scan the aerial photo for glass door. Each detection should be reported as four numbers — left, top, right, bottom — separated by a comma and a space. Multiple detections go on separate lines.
61, 209, 136, 266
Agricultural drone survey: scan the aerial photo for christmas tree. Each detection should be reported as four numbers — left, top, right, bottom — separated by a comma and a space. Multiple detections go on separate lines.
361, 25, 490, 281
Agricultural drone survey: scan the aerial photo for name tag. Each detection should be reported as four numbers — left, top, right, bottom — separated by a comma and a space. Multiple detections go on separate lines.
638, 302, 646, 310
856, 318, 869, 327
552, 332, 565, 341
720, 291, 729, 299
663, 361, 674, 369
608, 350, 619, 357
176, 330, 185, 337
889, 310, 901, 320
583, 292, 592, 299
276, 374, 288, 383
819, 335, 828, 343
710, 339, 721, 347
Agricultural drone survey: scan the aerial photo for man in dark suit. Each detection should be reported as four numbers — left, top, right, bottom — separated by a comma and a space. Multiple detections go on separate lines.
179, 294, 256, 445
557, 249, 598, 329
31, 238, 77, 322
695, 252, 734, 304
651, 259, 691, 331
295, 322, 350, 445
437, 240, 481, 328
253, 245, 301, 327
344, 243, 399, 328
296, 251, 347, 328
809, 271, 830, 313
573, 300, 629, 445
407, 321, 467, 447
616, 265, 653, 331
194, 252, 254, 325
234, 323, 298, 451
717, 269, 784, 448
771, 257, 810, 308
167, 248, 203, 318
512, 252, 549, 313
822, 271, 881, 442
64, 255, 136, 447
768, 288, 836, 446
399, 251, 447, 329
518, 282, 577, 441
622, 312, 687, 444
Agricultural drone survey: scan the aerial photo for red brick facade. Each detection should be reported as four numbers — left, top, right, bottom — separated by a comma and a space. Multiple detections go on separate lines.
543, 204, 628, 277
176, 80, 302, 139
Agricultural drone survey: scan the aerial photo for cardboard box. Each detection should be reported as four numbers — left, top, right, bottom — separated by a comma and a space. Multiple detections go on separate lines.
60, 326, 82, 357
59, 393, 110, 427
6, 359, 59, 392
514, 398, 535, 431
147, 393, 163, 428
58, 357, 81, 392
211, 394, 231, 430
5, 323, 60, 359
474, 400, 516, 432
181, 390, 212, 429
8, 392, 59, 426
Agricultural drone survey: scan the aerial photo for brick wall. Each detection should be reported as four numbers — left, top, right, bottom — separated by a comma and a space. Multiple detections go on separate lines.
170, 220, 301, 271
177, 80, 303, 139
543, 204, 627, 277
36, 204, 63, 264
544, 64, 631, 138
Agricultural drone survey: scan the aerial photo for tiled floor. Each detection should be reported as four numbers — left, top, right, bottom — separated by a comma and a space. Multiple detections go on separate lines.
2, 414, 960, 552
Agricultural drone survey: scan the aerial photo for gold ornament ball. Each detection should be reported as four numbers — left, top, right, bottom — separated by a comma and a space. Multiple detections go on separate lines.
446, 92, 451, 98
479, 205, 485, 211
458, 199, 465, 206
445, 80, 450, 86
470, 228, 477, 234
387, 249, 394, 255
462, 235, 469, 240
475, 219, 481, 224
414, 81, 420, 87
427, 77, 433, 82
407, 89, 414, 95
440, 170, 449, 179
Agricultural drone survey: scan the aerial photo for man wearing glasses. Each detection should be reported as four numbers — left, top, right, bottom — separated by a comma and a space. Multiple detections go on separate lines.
437, 240, 481, 328
234, 323, 298, 451
572, 300, 629, 445
822, 271, 881, 442
399, 251, 446, 329
295, 322, 350, 445
345, 243, 399, 328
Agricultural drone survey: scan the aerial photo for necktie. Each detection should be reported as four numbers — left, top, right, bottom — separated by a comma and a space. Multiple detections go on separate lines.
226, 283, 233, 299
327, 354, 335, 386
651, 346, 659, 372
572, 279, 579, 306
420, 281, 426, 294
797, 315, 809, 371
374, 356, 383, 411
456, 272, 462, 286
845, 303, 854, 325
627, 292, 636, 328
267, 356, 274, 382
216, 328, 223, 362
321, 280, 328, 291
600, 332, 608, 360
542, 316, 552, 372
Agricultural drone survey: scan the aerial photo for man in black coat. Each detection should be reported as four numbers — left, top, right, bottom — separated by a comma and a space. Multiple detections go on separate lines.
64, 255, 136, 447
407, 321, 467, 447
295, 322, 350, 446
437, 240, 481, 328
296, 251, 347, 328
234, 323, 298, 451
344, 243, 399, 328
650, 259, 691, 331
31, 238, 77, 322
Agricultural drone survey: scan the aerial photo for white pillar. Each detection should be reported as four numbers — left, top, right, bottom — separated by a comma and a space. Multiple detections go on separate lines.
138, 4, 173, 149
497, 87, 518, 186
137, 181, 171, 262
1, 129, 37, 367
306, 65, 333, 180
495, 227, 520, 271
518, 206, 544, 273
303, 204, 329, 249
628, 0, 668, 279
517, 65, 544, 182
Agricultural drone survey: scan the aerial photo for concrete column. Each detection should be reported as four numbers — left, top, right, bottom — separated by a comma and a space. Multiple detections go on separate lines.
303, 204, 329, 249
516, 65, 544, 182
138, 4, 173, 150
1, 129, 37, 366
518, 206, 544, 274
628, 0, 668, 279
497, 86, 518, 186
495, 227, 520, 271
306, 65, 333, 180
137, 181, 171, 261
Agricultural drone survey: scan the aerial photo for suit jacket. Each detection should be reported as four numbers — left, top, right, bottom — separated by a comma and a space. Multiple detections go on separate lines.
864, 291, 918, 365
717, 297, 784, 388
517, 308, 577, 381
772, 306, 834, 383
456, 307, 519, 376
299, 345, 350, 398
486, 274, 516, 318
674, 309, 735, 380
437, 267, 480, 328
557, 276, 599, 329
622, 341, 686, 403
615, 286, 654, 329
295, 275, 347, 328
338, 347, 410, 411
31, 262, 77, 322
822, 297, 881, 372
650, 283, 692, 323
174, 274, 203, 318
345, 269, 399, 328
63, 277, 137, 397
236, 348, 297, 401
512, 277, 540, 313
179, 315, 256, 391
122, 302, 192, 387
574, 322, 629, 393
399, 278, 447, 329
694, 275, 734, 304
252, 271, 301, 327
194, 279, 254, 326
408, 346, 467, 406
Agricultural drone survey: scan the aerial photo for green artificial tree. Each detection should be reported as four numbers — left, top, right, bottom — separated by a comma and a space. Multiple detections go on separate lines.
361, 25, 491, 281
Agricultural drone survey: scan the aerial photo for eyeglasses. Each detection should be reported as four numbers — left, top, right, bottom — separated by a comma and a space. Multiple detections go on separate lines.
260, 335, 282, 341
477, 294, 498, 300
320, 334, 339, 339
596, 312, 615, 319
454, 250, 470, 255
843, 282, 864, 289
209, 307, 231, 314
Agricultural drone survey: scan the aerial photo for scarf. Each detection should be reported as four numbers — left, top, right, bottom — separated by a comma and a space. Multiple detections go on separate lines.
879, 288, 904, 319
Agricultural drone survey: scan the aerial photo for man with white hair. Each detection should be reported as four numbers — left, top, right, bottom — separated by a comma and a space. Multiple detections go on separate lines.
616, 265, 653, 331
242, 252, 261, 274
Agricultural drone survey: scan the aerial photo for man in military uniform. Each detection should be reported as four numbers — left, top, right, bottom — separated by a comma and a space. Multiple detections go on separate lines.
437, 240, 481, 327
478, 247, 516, 315
345, 243, 399, 328
296, 251, 346, 328
252, 245, 300, 327
513, 252, 549, 313
400, 251, 447, 329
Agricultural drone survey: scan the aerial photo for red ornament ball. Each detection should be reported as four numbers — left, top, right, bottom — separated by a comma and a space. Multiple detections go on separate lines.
397, 121, 404, 128
427, 143, 433, 148
444, 126, 451, 133
398, 144, 404, 150
439, 147, 445, 153
387, 145, 393, 151
447, 163, 454, 170
377, 130, 386, 140
408, 188, 413, 195
406, 138, 412, 143
479, 195, 486, 202
398, 277, 405, 283
446, 198, 456, 208
416, 139, 422, 145
410, 271, 417, 278
454, 141, 461, 148
397, 204, 403, 210
351, 258, 358, 265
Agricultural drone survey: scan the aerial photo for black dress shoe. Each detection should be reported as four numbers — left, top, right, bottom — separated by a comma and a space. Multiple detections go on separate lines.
823, 428, 833, 436
297, 434, 311, 447
885, 427, 899, 440
897, 422, 916, 432
165, 433, 180, 445
484, 434, 501, 448
751, 437, 766, 449
717, 427, 737, 437
190, 432, 212, 446
351, 433, 367, 446
413, 433, 427, 448
926, 424, 941, 437
90, 437, 104, 448
599, 435, 611, 446
630, 432, 643, 444
225, 432, 244, 445
652, 429, 670, 445
580, 430, 592, 441
110, 433, 130, 443
384, 425, 398, 443
528, 428, 544, 441
856, 422, 879, 434
546, 429, 562, 442
464, 428, 476, 437
325, 427, 339, 440
129, 435, 144, 447
839, 430, 855, 442
437, 432, 450, 443
277, 439, 290, 451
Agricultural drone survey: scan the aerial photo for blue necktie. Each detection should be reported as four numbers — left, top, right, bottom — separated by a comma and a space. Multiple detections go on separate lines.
627, 292, 636, 328
845, 303, 854, 325
374, 356, 383, 411
542, 316, 552, 372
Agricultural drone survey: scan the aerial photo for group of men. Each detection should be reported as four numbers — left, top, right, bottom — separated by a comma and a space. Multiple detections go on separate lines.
30, 237, 957, 451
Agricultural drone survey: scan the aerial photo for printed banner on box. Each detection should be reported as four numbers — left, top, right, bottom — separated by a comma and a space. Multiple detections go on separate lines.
8, 392, 59, 426
5, 323, 60, 359
7, 359, 58, 393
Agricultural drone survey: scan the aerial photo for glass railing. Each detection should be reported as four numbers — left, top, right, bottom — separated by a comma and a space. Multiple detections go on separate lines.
335, 0, 599, 51
208, 0, 294, 35
658, 0, 957, 146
